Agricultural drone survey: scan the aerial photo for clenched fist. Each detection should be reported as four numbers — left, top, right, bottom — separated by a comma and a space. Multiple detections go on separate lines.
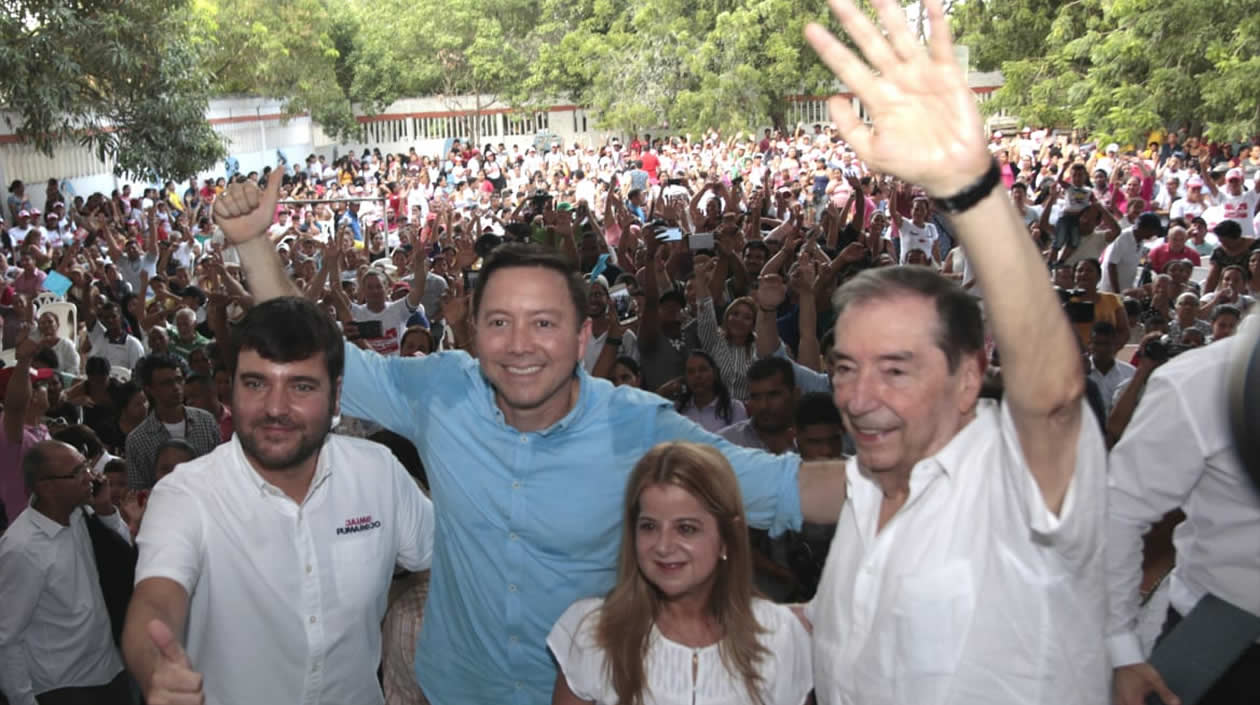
212, 168, 284, 246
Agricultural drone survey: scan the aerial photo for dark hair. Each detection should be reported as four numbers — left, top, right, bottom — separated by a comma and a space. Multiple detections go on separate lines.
613, 356, 641, 382
832, 266, 983, 373
86, 356, 110, 377
32, 347, 58, 369
156, 438, 197, 461
659, 290, 686, 308
109, 380, 144, 410
1213, 303, 1242, 322
742, 241, 770, 259
1222, 264, 1248, 282
746, 356, 794, 389
138, 353, 184, 387
228, 297, 344, 385
473, 243, 588, 328
1214, 220, 1242, 240
1091, 321, 1118, 338
103, 458, 127, 476
1076, 258, 1103, 279
795, 391, 842, 429
52, 424, 104, 461
676, 350, 736, 424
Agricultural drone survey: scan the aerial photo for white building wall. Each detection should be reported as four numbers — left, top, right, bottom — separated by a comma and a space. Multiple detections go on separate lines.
0, 74, 1003, 196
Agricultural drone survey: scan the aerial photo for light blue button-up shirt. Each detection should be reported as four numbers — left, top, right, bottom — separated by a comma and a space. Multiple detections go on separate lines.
341, 344, 803, 705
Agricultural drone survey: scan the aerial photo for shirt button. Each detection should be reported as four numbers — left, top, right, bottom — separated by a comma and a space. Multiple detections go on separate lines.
519, 434, 527, 443
306, 564, 312, 574
309, 615, 317, 624
509, 532, 518, 541
510, 635, 519, 643
515, 682, 522, 690
508, 584, 517, 592
512, 481, 520, 489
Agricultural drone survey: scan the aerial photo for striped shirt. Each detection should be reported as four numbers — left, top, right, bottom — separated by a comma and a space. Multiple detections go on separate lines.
696, 296, 757, 401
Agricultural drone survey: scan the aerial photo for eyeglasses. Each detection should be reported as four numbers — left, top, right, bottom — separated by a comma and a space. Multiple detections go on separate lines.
39, 462, 89, 482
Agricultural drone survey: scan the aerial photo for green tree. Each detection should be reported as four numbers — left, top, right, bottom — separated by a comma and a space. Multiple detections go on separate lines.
190, 0, 359, 139
521, 0, 843, 136
0, 0, 225, 180
351, 0, 534, 148
955, 0, 1260, 143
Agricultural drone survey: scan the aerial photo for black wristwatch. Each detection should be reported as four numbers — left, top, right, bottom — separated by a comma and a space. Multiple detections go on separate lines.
931, 157, 1002, 215
606, 337, 623, 346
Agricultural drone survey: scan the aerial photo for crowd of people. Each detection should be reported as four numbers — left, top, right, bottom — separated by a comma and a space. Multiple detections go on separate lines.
0, 0, 1258, 704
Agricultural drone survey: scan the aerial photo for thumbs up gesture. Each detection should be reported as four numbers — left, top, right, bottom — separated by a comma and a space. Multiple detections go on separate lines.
212, 167, 284, 246
146, 619, 204, 704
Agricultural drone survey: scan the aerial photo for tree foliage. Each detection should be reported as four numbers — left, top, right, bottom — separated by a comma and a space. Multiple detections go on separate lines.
518, 0, 840, 134
351, 0, 535, 146
955, 0, 1260, 144
190, 0, 359, 139
0, 0, 226, 180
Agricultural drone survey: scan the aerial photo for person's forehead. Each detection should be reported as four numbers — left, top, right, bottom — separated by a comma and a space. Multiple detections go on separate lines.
833, 295, 943, 355
235, 349, 330, 380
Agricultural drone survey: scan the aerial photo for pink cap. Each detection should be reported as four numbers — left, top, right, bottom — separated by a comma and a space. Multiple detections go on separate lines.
1187, 176, 1203, 188
1227, 167, 1244, 181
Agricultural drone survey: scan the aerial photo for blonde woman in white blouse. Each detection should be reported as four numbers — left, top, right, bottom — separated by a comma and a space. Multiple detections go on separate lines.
548, 442, 811, 705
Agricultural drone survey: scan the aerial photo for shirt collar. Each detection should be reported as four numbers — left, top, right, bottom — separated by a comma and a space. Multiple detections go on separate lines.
26, 497, 69, 537
925, 399, 994, 479
232, 435, 334, 501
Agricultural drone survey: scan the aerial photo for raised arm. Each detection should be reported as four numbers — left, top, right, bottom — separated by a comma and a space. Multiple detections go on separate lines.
806, 0, 1084, 513
212, 168, 299, 301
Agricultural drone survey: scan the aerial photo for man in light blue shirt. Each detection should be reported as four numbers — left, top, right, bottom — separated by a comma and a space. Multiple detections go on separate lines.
215, 171, 849, 705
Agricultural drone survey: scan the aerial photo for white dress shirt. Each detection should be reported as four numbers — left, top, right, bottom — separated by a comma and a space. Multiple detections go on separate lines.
135, 434, 436, 705
1105, 335, 1260, 667
809, 399, 1109, 705
1088, 358, 1135, 418
0, 502, 129, 705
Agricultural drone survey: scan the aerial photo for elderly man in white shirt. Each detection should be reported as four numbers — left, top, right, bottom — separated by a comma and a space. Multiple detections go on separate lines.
1107, 327, 1260, 705
0, 440, 132, 705
121, 297, 436, 705
803, 3, 1108, 704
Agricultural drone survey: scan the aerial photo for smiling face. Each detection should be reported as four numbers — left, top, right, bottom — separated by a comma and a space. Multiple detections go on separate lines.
474, 266, 590, 430
635, 483, 724, 602
722, 300, 756, 343
232, 349, 338, 473
830, 294, 981, 478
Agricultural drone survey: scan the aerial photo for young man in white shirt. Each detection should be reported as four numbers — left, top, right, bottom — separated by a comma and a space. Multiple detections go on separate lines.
1101, 212, 1163, 293
803, 3, 1108, 704
1085, 321, 1134, 417
0, 440, 131, 705
121, 297, 436, 705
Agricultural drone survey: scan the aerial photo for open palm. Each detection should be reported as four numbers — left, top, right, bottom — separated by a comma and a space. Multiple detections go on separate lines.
804, 0, 989, 196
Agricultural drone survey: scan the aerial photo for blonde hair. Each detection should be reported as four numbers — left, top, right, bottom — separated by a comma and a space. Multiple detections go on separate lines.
593, 442, 767, 705
721, 296, 757, 347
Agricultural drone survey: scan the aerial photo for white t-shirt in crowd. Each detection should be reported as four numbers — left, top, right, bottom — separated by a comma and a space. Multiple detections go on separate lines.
897, 218, 939, 263
1100, 227, 1140, 293
548, 597, 812, 705
1169, 198, 1206, 221
134, 435, 435, 705
350, 297, 420, 356
1215, 187, 1260, 237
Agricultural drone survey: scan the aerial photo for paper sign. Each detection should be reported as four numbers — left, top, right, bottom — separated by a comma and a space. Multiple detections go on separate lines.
41, 271, 72, 297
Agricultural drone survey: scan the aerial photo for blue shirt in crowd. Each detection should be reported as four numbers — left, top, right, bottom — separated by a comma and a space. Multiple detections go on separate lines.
341, 344, 804, 705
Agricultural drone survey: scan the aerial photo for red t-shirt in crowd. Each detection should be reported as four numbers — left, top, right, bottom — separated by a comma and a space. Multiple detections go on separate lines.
1147, 243, 1202, 273
640, 152, 660, 183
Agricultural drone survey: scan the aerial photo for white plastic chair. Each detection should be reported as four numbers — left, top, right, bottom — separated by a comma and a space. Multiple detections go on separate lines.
36, 300, 77, 344
31, 291, 61, 309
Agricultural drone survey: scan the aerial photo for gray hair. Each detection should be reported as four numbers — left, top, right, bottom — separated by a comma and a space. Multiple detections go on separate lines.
832, 265, 983, 374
